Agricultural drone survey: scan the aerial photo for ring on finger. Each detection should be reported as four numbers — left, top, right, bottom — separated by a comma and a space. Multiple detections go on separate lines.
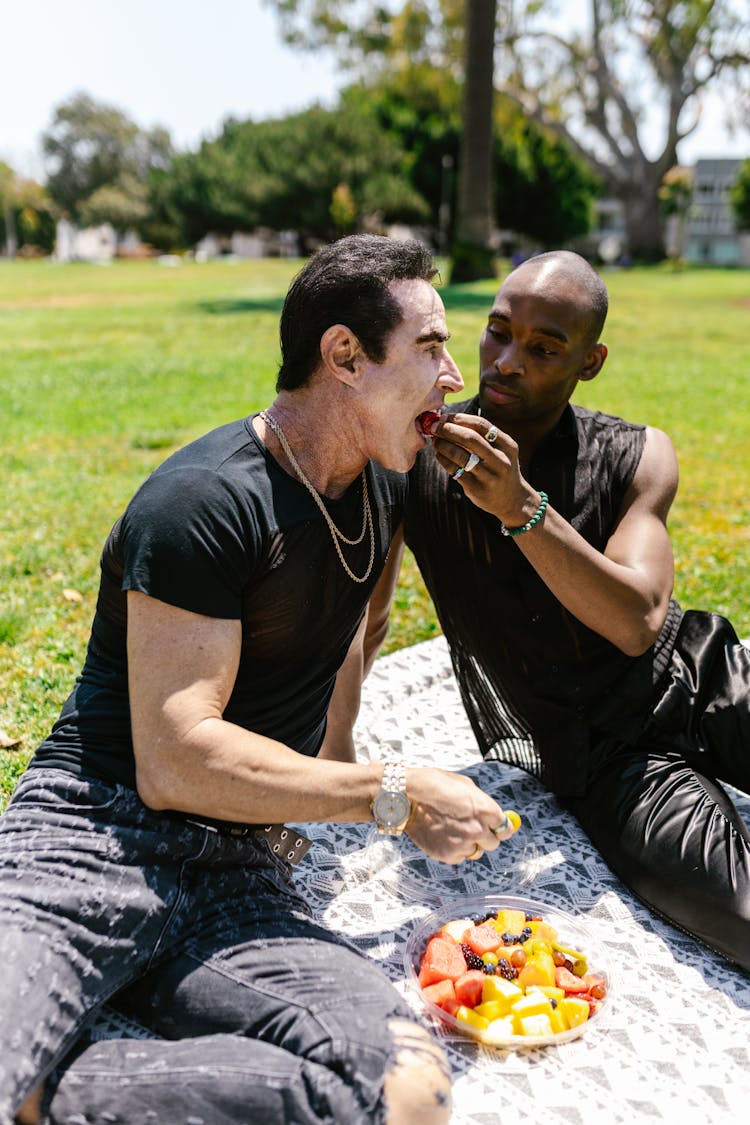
486, 425, 499, 444
468, 842, 482, 860
452, 466, 465, 480
464, 452, 481, 474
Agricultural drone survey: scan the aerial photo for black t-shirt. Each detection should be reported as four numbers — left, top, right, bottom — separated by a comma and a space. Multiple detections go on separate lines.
32, 415, 407, 789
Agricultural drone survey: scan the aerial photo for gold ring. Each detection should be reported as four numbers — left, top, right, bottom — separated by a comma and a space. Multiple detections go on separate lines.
468, 842, 482, 860
464, 452, 481, 474
486, 426, 499, 444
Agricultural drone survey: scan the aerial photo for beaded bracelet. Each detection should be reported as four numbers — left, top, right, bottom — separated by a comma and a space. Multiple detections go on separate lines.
500, 490, 549, 537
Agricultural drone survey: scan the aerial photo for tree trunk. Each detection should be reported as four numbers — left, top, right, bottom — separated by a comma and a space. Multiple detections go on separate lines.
450, 0, 497, 282
619, 175, 668, 263
3, 201, 17, 258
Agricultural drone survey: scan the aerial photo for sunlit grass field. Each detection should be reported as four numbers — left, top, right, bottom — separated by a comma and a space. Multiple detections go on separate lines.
1, 256, 748, 803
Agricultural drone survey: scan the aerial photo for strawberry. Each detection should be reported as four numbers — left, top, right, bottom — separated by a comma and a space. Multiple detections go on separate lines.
417, 410, 442, 434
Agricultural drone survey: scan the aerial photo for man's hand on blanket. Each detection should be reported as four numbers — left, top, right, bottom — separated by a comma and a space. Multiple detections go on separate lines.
404, 767, 518, 864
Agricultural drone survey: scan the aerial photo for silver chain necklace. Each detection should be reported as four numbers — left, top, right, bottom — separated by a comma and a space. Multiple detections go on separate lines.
259, 410, 375, 584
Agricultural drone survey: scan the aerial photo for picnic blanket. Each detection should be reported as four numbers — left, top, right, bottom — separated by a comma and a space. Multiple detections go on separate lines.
92, 636, 750, 1124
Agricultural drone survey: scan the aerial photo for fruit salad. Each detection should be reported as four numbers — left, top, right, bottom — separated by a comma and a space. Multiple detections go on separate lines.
410, 900, 609, 1046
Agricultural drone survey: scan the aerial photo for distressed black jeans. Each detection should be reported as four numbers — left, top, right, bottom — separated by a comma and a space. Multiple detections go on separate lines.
0, 769, 418, 1124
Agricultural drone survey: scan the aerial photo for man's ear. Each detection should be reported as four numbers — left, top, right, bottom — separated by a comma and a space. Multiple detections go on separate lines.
320, 324, 363, 387
578, 342, 607, 383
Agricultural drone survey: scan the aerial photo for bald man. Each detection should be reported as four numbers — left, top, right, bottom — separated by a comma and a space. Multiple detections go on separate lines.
329, 251, 750, 971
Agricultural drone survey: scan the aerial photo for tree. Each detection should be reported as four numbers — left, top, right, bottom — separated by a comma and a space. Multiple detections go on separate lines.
0, 163, 56, 257
451, 0, 497, 280
730, 158, 750, 229
268, 1, 749, 262
352, 72, 599, 249
658, 165, 695, 259
265, 0, 499, 277
151, 103, 430, 249
492, 99, 600, 248
496, 0, 749, 260
0, 162, 19, 257
42, 92, 172, 233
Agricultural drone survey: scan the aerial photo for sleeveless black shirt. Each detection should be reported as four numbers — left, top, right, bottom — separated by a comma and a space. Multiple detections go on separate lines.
404, 399, 682, 796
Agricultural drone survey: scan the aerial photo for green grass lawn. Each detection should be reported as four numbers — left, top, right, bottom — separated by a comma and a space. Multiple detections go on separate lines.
1, 257, 748, 804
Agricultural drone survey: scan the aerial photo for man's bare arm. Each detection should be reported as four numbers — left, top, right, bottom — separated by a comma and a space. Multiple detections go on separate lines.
434, 419, 678, 656
127, 585, 512, 863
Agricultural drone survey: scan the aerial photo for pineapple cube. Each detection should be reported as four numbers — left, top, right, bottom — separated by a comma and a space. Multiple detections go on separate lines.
481, 975, 523, 1007
474, 999, 511, 1021
455, 1004, 489, 1030
494, 908, 527, 935
509, 991, 554, 1022
559, 997, 590, 1029
482, 1015, 516, 1042
516, 1012, 554, 1037
440, 918, 472, 942
527, 985, 565, 1001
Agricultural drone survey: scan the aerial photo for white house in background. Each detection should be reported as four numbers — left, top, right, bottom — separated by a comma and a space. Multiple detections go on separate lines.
585, 156, 750, 266
194, 229, 300, 260
685, 158, 750, 266
54, 219, 118, 262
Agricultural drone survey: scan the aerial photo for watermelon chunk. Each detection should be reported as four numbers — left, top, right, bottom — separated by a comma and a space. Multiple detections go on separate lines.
463, 923, 502, 956
418, 936, 468, 987
454, 969, 487, 1008
422, 978, 457, 1011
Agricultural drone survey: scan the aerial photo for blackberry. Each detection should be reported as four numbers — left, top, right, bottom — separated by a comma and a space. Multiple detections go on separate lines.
482, 962, 496, 975
460, 943, 485, 971
497, 961, 519, 980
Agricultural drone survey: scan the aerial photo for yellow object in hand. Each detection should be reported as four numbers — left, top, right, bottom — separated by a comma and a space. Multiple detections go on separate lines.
505, 810, 522, 834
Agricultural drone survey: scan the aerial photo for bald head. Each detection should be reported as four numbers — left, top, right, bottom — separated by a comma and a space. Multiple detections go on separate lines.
508, 252, 609, 347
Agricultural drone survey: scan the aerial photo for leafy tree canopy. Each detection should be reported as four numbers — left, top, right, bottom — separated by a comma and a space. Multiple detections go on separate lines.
150, 101, 430, 249
42, 92, 173, 230
268, 1, 750, 259
0, 163, 55, 256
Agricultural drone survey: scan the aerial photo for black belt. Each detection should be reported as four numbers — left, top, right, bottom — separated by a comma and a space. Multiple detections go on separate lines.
179, 816, 312, 866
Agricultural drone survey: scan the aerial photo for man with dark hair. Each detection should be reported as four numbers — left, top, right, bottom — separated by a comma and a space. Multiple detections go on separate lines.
0, 234, 518, 1124
332, 250, 750, 971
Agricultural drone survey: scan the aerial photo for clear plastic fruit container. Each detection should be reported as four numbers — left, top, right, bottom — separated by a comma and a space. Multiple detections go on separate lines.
403, 893, 613, 1049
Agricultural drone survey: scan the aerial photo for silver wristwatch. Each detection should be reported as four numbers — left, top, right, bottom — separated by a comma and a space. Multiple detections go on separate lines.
370, 761, 412, 836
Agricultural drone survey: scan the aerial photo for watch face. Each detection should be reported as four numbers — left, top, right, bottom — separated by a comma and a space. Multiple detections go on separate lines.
372, 789, 411, 828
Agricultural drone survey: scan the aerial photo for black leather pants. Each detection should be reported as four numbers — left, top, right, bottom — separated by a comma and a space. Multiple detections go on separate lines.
566, 612, 750, 971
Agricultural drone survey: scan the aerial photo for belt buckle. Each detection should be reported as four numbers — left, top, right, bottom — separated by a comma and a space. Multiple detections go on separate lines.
259, 824, 312, 866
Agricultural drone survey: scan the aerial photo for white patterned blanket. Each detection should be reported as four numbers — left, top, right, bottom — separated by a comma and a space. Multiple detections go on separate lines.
94, 637, 750, 1124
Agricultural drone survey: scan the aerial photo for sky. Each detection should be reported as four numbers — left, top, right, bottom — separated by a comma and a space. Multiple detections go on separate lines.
2, 0, 747, 180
